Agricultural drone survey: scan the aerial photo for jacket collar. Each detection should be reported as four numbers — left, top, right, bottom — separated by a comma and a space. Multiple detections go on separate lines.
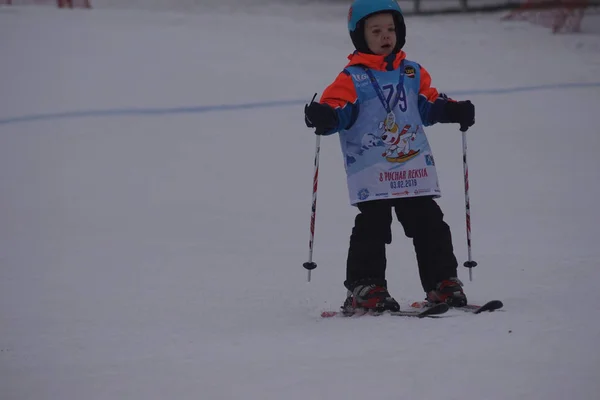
346, 51, 406, 71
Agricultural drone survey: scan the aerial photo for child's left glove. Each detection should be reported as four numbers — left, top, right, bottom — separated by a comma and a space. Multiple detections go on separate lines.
305, 101, 338, 135
445, 100, 475, 132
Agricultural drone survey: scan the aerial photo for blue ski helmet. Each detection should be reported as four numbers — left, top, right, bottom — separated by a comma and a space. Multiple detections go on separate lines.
348, 0, 406, 54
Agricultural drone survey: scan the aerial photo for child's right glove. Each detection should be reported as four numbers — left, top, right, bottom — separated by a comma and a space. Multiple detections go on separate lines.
445, 100, 475, 132
304, 100, 338, 135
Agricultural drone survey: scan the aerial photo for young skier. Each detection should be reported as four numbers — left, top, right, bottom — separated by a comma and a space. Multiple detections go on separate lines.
304, 0, 475, 313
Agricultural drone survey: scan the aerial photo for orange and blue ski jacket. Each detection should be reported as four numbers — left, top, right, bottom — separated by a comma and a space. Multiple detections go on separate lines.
319, 51, 452, 135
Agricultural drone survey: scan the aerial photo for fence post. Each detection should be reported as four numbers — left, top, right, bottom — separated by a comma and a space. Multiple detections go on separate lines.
413, 0, 420, 13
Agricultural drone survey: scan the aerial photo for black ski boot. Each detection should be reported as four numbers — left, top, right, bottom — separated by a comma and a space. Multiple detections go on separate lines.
342, 279, 400, 314
426, 277, 467, 307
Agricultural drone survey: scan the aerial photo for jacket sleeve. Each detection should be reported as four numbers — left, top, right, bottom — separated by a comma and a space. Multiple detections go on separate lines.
417, 65, 454, 126
318, 70, 360, 135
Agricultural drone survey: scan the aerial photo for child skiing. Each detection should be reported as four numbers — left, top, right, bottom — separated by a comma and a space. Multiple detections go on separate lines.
304, 0, 475, 313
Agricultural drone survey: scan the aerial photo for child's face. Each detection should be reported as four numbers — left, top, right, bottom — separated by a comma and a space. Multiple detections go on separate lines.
364, 13, 396, 56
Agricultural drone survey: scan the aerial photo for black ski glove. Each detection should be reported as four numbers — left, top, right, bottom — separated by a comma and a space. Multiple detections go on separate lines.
445, 100, 475, 132
305, 96, 338, 135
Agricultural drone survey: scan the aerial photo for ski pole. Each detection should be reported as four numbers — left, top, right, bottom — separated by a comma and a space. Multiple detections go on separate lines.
302, 93, 321, 282
303, 132, 320, 282
461, 128, 477, 281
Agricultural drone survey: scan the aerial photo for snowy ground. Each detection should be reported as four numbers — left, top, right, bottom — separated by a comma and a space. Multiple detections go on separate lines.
1, 3, 600, 400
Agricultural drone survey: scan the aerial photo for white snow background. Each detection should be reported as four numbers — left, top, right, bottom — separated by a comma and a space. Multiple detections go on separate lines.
1, 1, 600, 399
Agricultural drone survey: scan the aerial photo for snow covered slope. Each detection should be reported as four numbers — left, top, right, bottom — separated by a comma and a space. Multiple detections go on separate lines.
1, 4, 599, 400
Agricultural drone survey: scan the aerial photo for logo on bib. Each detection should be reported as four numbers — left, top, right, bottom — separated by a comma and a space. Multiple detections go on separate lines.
425, 154, 435, 166
351, 73, 368, 82
357, 188, 370, 201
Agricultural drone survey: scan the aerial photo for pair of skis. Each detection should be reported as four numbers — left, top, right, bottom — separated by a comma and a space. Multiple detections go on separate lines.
320, 300, 503, 319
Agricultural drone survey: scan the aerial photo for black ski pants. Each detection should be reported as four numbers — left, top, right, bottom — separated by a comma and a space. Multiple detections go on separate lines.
345, 196, 458, 293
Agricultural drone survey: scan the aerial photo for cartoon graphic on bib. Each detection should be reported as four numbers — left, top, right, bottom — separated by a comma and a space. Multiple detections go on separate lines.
379, 117, 420, 163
